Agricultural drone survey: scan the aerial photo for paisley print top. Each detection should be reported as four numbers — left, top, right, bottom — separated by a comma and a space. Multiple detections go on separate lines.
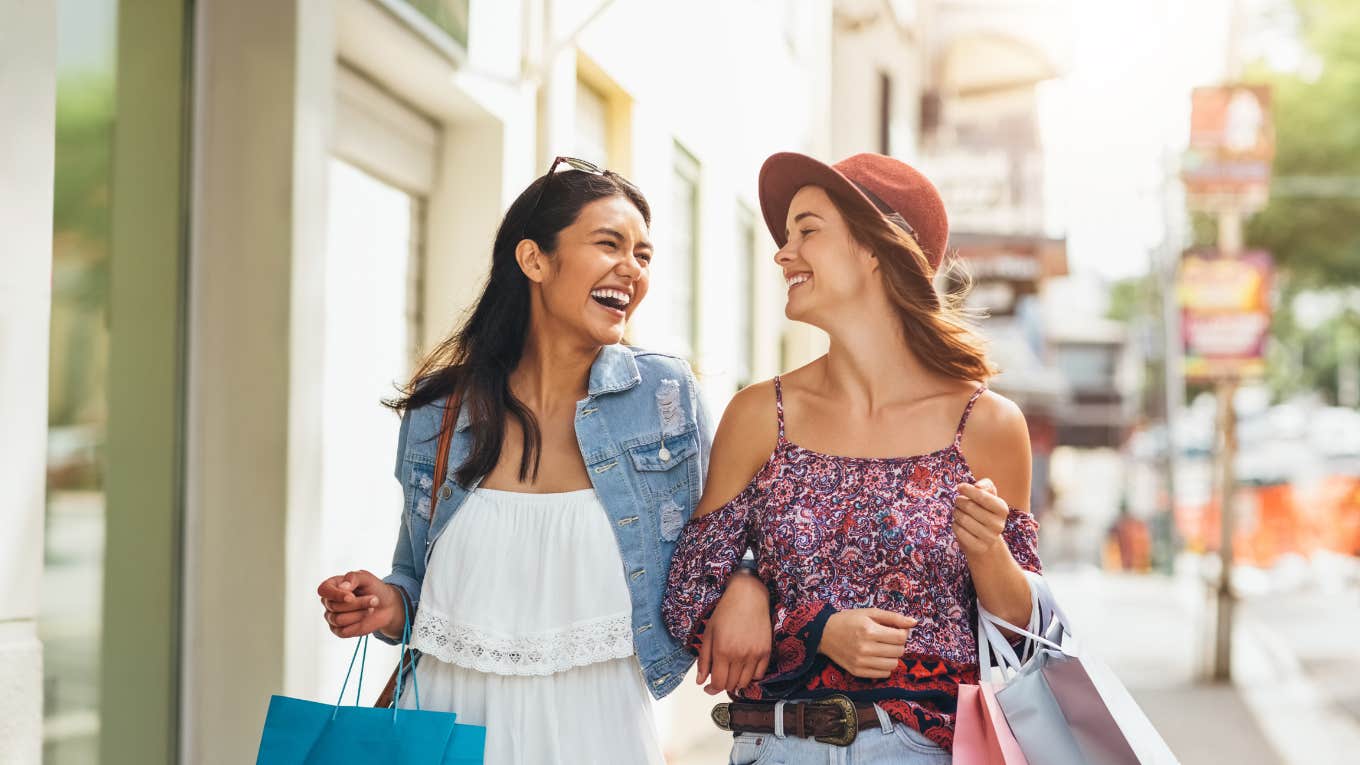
661, 378, 1042, 751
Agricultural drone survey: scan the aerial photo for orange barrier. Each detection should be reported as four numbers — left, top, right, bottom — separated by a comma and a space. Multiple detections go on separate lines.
1170, 476, 1360, 565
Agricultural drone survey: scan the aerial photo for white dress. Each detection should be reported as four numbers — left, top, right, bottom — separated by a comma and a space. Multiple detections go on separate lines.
398, 487, 664, 765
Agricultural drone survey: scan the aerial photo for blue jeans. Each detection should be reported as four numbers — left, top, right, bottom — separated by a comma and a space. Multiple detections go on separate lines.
728, 703, 950, 765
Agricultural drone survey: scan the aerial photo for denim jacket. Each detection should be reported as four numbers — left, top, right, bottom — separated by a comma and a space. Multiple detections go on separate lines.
381, 344, 712, 699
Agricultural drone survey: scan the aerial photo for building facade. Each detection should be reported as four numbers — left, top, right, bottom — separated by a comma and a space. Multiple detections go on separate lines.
5, 1, 1081, 762
10, 1, 847, 762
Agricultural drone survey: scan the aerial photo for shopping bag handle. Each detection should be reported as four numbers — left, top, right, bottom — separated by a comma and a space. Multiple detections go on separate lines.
391, 593, 421, 717
334, 635, 369, 718
976, 572, 1073, 679
332, 599, 420, 722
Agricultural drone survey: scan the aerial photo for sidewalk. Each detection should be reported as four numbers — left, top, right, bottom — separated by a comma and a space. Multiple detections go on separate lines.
1047, 564, 1360, 765
1045, 568, 1280, 764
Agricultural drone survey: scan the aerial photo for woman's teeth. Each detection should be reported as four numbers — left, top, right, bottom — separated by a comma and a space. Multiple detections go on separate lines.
591, 288, 631, 311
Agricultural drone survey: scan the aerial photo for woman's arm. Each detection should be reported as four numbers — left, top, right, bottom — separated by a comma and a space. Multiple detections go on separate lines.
955, 392, 1042, 630
663, 383, 779, 692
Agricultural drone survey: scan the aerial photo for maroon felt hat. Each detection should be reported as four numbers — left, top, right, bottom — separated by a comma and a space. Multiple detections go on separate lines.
758, 151, 949, 269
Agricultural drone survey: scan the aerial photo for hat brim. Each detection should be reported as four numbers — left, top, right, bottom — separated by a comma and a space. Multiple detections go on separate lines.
758, 152, 884, 248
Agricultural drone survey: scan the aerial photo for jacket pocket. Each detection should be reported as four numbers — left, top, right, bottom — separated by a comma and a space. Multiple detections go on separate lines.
627, 431, 698, 472
627, 431, 700, 541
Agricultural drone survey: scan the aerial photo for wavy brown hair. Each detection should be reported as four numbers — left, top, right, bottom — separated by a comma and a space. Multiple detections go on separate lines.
827, 187, 997, 382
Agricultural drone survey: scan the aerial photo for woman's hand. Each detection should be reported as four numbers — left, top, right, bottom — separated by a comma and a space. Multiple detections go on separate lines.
699, 569, 772, 695
953, 478, 1010, 559
818, 608, 916, 678
317, 570, 406, 640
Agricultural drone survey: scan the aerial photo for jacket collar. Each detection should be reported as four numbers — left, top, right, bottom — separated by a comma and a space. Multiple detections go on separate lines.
454, 345, 640, 432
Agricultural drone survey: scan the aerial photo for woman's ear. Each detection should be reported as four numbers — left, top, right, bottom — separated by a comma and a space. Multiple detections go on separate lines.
852, 235, 879, 273
515, 238, 548, 284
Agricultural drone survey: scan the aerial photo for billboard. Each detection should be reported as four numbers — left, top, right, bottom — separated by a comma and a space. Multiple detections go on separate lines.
1177, 250, 1274, 381
1181, 85, 1275, 212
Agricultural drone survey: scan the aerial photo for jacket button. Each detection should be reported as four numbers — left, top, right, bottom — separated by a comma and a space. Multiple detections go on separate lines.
438, 485, 452, 500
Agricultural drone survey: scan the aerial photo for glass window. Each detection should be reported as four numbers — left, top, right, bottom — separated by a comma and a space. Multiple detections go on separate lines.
44, 1, 119, 761
671, 145, 701, 360
879, 71, 893, 155
313, 158, 425, 700
735, 205, 757, 388
399, 0, 470, 48
575, 80, 610, 168
1058, 344, 1117, 390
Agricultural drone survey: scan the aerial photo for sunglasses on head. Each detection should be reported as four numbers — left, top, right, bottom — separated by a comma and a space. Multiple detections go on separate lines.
522, 156, 610, 240
849, 179, 919, 243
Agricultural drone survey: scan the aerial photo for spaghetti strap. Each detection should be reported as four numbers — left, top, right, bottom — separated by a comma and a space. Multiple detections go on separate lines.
773, 376, 787, 441
953, 384, 988, 447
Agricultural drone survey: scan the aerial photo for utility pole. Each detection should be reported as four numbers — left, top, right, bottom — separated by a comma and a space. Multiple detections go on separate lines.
1211, 0, 1245, 683
1211, 208, 1243, 681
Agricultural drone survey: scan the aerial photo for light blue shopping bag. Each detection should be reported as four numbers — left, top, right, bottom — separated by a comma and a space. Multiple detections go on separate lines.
256, 613, 485, 764
979, 572, 1177, 765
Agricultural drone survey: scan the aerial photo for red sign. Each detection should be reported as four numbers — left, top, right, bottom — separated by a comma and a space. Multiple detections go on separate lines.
1177, 250, 1273, 381
1182, 85, 1274, 212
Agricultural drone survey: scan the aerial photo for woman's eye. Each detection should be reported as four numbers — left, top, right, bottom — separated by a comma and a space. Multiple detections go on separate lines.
636, 253, 652, 264
598, 240, 618, 249
800, 228, 816, 238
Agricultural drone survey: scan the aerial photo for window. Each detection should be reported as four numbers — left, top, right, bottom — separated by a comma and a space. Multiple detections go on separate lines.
44, 1, 119, 758
879, 71, 893, 155
735, 204, 757, 387
575, 79, 610, 167
671, 145, 701, 360
315, 70, 436, 700
398, 0, 469, 48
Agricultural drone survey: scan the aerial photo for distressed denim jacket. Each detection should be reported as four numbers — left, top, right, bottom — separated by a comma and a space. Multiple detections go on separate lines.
381, 344, 712, 699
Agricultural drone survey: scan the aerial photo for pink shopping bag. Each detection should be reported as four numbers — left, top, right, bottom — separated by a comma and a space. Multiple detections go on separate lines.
979, 681, 1030, 764
954, 683, 1029, 764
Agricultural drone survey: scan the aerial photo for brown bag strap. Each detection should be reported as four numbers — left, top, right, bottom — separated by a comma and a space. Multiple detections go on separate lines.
374, 391, 460, 708
432, 393, 459, 491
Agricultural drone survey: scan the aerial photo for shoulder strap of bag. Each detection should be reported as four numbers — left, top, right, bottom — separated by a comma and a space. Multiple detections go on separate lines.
374, 391, 460, 708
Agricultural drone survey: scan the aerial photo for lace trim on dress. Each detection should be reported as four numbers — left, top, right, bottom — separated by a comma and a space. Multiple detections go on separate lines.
411, 607, 636, 676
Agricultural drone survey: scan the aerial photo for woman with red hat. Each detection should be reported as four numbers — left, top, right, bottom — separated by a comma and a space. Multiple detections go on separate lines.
662, 152, 1042, 762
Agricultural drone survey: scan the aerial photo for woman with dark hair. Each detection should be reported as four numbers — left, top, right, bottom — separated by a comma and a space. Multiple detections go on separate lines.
316, 159, 772, 764
662, 153, 1043, 764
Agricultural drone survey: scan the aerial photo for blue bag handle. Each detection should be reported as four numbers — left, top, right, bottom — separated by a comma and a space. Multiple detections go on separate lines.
391, 596, 422, 717
332, 597, 420, 722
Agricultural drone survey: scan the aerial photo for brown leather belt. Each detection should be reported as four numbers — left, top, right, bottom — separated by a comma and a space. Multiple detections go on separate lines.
711, 695, 877, 746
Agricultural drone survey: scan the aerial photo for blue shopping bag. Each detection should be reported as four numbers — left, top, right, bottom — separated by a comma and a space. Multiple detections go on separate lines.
256, 613, 486, 764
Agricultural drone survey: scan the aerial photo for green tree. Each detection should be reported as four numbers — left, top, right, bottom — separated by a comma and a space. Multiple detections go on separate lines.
1246, 0, 1360, 286
50, 74, 114, 432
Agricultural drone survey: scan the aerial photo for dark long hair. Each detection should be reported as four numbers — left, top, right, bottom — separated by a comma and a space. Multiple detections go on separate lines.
386, 169, 651, 487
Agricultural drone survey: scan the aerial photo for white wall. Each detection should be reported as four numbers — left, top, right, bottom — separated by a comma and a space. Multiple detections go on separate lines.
0, 2, 56, 762
186, 1, 331, 761
831, 4, 925, 161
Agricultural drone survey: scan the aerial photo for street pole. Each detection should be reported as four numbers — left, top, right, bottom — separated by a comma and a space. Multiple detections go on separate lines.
1209, 0, 1246, 684
1156, 144, 1185, 574
1212, 208, 1243, 681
